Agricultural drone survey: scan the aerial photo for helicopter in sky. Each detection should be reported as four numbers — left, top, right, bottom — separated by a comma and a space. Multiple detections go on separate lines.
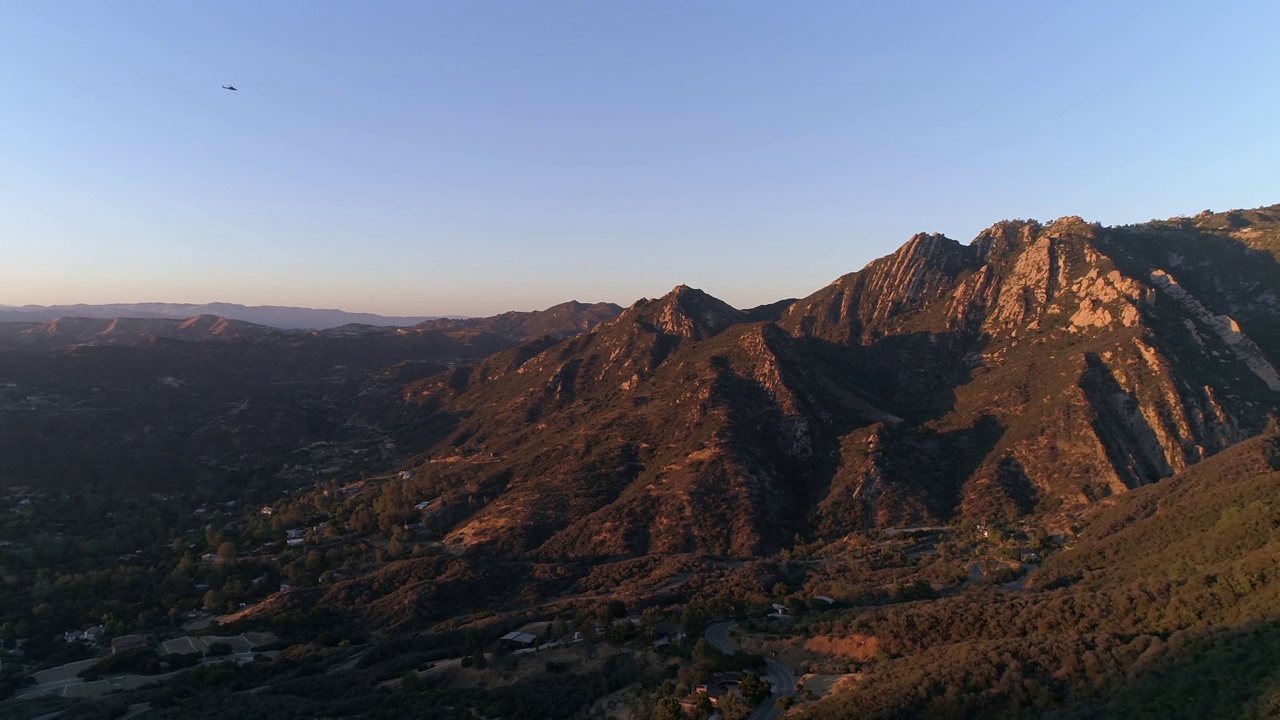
221, 84, 237, 91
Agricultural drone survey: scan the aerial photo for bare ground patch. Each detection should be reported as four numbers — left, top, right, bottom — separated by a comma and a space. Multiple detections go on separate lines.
804, 633, 880, 662
737, 632, 880, 675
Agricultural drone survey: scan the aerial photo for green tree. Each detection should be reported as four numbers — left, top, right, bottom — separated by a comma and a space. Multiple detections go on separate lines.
463, 627, 481, 654
216, 540, 237, 565
739, 673, 772, 706
401, 669, 421, 692
205, 641, 232, 657
386, 536, 404, 559
653, 697, 683, 720
693, 638, 722, 666
597, 599, 627, 622
641, 605, 666, 631
682, 603, 710, 637
718, 692, 751, 720
203, 589, 224, 613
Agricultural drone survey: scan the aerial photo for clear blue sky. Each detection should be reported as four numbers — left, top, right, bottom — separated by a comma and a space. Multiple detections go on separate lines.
2, 1, 1278, 316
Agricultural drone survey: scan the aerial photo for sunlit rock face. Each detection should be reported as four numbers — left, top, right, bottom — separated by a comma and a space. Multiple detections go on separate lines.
397, 206, 1280, 556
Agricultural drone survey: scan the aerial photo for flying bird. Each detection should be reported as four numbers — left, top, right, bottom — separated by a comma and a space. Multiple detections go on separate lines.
222, 84, 237, 91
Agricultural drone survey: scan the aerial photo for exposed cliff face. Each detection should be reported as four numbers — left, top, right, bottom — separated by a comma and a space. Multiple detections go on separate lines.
398, 205, 1280, 558
780, 232, 983, 344
1148, 270, 1280, 391
780, 212, 1275, 526
781, 216, 1149, 344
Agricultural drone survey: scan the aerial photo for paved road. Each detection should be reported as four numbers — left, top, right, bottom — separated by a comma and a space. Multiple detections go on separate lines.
705, 620, 737, 656
705, 621, 796, 720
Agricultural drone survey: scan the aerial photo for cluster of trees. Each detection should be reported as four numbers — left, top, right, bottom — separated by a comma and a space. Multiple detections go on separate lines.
78, 647, 201, 681
0, 491, 204, 667
0, 477, 392, 684
792, 619, 1280, 720
114, 648, 655, 719
787, 429, 1280, 718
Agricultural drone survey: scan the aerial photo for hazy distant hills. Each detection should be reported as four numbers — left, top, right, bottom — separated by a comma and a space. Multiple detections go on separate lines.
0, 301, 624, 354
0, 314, 280, 351
0, 301, 437, 329
0, 301, 622, 492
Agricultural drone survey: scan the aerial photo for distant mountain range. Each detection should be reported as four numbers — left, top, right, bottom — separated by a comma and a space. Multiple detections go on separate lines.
0, 300, 625, 353
0, 300, 623, 492
0, 302, 439, 329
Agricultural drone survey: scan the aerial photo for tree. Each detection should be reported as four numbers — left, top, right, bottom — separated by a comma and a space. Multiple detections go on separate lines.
693, 638, 722, 667
609, 621, 637, 643
597, 599, 627, 622
205, 641, 233, 657
386, 536, 404, 560
653, 697, 683, 720
203, 589, 224, 613
641, 606, 666, 631
718, 692, 751, 720
738, 673, 773, 706
216, 541, 237, 565
785, 596, 808, 617
401, 669, 421, 692
463, 628, 481, 655
682, 603, 710, 637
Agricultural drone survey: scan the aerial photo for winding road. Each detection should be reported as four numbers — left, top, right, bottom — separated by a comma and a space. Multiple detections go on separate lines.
705, 620, 796, 720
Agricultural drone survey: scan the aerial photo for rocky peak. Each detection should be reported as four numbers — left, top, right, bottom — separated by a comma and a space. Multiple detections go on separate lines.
622, 285, 747, 340
882, 232, 979, 283
779, 230, 982, 344
898, 231, 968, 260
971, 220, 1041, 264
1045, 215, 1097, 236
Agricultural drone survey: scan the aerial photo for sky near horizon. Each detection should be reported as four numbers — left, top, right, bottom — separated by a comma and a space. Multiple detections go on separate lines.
2, 2, 1278, 316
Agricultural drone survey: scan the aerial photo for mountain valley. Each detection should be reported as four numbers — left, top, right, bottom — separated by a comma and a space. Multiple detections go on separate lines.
2, 205, 1278, 719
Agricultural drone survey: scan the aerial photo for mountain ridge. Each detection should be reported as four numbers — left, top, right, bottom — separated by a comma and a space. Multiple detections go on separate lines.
2, 203, 1278, 719
391, 204, 1280, 560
